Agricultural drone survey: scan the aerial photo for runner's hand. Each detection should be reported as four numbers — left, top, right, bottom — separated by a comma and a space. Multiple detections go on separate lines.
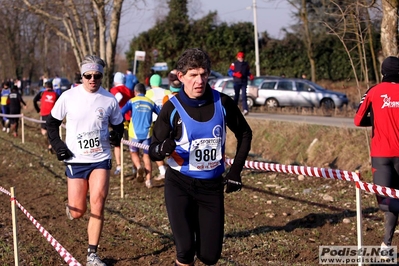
224, 171, 242, 193
109, 130, 121, 147
56, 147, 73, 161
156, 139, 176, 157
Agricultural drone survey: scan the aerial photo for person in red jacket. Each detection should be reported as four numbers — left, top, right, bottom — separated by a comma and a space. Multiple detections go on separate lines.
354, 55, 399, 254
229, 51, 254, 115
110, 72, 134, 175
33, 81, 58, 152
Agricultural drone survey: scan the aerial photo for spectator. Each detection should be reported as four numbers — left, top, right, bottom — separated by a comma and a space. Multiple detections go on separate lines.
162, 69, 182, 105
22, 77, 31, 96
52, 74, 62, 96
145, 69, 155, 87
1, 81, 11, 132
109, 72, 134, 175
33, 81, 58, 152
121, 83, 160, 188
70, 72, 82, 89
354, 55, 399, 253
145, 74, 171, 180
149, 48, 252, 266
125, 68, 138, 91
228, 51, 254, 116
8, 87, 27, 137
46, 55, 124, 266
14, 78, 22, 95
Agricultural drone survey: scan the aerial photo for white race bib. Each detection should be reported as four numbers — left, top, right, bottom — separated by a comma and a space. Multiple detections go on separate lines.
189, 138, 222, 171
76, 130, 103, 155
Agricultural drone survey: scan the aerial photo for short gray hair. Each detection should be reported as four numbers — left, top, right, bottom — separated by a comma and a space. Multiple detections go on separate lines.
80, 55, 105, 68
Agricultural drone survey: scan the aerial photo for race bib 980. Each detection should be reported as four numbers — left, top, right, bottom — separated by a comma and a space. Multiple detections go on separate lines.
189, 138, 222, 171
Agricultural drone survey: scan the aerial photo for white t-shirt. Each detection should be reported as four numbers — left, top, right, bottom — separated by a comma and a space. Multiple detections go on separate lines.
145, 87, 171, 121
51, 84, 123, 163
52, 77, 61, 90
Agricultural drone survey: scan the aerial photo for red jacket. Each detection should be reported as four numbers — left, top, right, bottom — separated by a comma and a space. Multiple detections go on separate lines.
40, 90, 58, 116
110, 84, 134, 121
354, 82, 399, 157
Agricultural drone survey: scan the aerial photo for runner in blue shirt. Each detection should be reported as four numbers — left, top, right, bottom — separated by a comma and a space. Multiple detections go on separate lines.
121, 83, 160, 188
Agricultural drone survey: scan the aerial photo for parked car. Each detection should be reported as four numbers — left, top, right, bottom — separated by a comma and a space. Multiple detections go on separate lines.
251, 77, 348, 109
209, 77, 257, 109
209, 70, 224, 81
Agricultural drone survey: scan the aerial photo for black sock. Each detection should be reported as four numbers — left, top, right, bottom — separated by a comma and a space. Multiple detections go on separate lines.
87, 244, 98, 256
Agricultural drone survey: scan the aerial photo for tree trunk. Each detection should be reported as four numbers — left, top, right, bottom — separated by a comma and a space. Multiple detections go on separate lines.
21, 0, 125, 89
381, 0, 399, 57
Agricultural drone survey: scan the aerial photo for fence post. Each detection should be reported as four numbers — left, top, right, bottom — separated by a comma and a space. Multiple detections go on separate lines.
21, 114, 25, 144
120, 141, 124, 199
355, 170, 363, 266
59, 125, 62, 141
11, 187, 20, 266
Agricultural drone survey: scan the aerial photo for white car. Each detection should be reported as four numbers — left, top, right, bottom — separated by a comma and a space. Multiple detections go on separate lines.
209, 77, 257, 109
251, 77, 348, 109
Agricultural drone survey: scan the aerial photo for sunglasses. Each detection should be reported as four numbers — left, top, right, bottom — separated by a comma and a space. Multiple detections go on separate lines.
82, 73, 102, 80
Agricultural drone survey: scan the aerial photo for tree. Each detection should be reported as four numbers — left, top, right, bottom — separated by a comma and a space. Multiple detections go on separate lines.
287, 0, 318, 82
21, 0, 125, 88
0, 0, 46, 80
380, 0, 399, 57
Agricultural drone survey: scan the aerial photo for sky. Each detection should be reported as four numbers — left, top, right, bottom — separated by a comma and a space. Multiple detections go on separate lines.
118, 0, 294, 53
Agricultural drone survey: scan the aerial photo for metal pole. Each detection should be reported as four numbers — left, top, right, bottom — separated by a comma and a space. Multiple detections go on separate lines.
253, 0, 260, 76
132, 56, 137, 76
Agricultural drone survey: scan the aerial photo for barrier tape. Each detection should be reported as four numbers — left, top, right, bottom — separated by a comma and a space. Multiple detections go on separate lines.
0, 113, 65, 126
356, 180, 399, 199
0, 186, 81, 266
228, 159, 360, 182
121, 139, 149, 150
0, 113, 22, 118
120, 139, 360, 184
24, 116, 45, 123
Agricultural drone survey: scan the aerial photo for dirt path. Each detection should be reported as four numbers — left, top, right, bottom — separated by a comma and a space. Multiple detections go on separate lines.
0, 118, 393, 266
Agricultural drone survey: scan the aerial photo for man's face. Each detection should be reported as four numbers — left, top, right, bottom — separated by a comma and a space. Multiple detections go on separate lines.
237, 56, 244, 62
82, 71, 103, 92
178, 68, 209, 99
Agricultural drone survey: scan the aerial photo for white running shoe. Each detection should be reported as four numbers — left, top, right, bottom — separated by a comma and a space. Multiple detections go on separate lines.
2, 127, 5, 132
6, 128, 10, 133
145, 179, 153, 188
154, 174, 165, 181
242, 110, 249, 116
87, 253, 106, 266
137, 167, 145, 183
380, 242, 393, 261
65, 205, 73, 220
113, 165, 121, 175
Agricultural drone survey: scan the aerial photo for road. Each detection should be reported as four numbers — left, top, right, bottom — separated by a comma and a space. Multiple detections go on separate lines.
247, 112, 357, 128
